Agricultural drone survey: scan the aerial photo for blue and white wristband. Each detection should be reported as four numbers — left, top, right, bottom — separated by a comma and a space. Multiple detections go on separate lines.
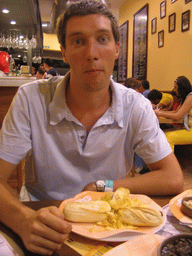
105, 180, 113, 192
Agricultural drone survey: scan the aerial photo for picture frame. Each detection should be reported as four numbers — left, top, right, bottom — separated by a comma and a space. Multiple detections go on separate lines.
151, 17, 157, 34
171, 0, 177, 3
169, 13, 176, 32
185, 0, 192, 4
132, 4, 148, 80
160, 1, 166, 19
158, 30, 164, 48
117, 21, 128, 82
182, 10, 190, 32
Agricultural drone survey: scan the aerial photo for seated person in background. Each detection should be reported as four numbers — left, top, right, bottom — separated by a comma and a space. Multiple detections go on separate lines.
139, 80, 150, 98
31, 66, 36, 77
164, 89, 181, 111
39, 63, 47, 78
124, 77, 141, 91
44, 58, 58, 78
159, 90, 182, 130
124, 78, 145, 172
0, 1, 183, 255
155, 76, 192, 152
148, 89, 173, 110
36, 69, 45, 79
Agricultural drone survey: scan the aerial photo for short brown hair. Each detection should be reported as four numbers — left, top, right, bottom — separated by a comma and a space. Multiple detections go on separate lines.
124, 78, 141, 90
56, 0, 120, 49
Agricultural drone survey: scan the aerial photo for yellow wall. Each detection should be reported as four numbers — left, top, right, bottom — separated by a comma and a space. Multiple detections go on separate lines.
119, 0, 192, 91
43, 33, 60, 51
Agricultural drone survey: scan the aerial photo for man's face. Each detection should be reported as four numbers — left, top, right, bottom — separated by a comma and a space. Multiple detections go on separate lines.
151, 99, 160, 105
61, 14, 119, 92
43, 63, 48, 71
36, 71, 42, 79
139, 84, 144, 93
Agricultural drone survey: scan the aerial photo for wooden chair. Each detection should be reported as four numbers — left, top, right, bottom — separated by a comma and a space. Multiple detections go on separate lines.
7, 160, 25, 195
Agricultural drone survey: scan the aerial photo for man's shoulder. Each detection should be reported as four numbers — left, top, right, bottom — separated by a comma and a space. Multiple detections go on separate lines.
19, 76, 64, 99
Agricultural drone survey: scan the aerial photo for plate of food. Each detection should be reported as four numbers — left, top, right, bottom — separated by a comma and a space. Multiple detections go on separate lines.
59, 187, 166, 242
169, 189, 192, 226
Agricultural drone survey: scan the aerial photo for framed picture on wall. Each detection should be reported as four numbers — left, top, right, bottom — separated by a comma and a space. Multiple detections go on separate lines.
182, 10, 190, 32
151, 17, 157, 34
160, 1, 166, 19
158, 30, 164, 48
117, 20, 128, 82
132, 4, 148, 80
169, 13, 176, 32
185, 0, 192, 4
171, 0, 177, 3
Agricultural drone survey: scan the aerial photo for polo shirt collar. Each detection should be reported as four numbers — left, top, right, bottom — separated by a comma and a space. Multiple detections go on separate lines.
49, 72, 124, 128
49, 72, 72, 125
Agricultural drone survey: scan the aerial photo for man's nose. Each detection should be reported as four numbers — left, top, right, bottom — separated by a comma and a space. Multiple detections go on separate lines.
86, 40, 99, 61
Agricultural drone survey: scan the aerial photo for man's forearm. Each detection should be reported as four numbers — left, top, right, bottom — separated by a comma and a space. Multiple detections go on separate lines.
113, 169, 183, 196
0, 178, 34, 236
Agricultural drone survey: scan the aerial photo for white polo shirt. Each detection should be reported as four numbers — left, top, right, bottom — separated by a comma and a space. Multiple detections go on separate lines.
0, 73, 171, 200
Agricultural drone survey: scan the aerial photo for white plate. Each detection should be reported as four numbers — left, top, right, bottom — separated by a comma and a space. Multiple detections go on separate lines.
169, 189, 192, 226
59, 191, 166, 242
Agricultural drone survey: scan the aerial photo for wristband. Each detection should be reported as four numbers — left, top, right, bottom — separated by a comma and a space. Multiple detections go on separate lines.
105, 180, 113, 192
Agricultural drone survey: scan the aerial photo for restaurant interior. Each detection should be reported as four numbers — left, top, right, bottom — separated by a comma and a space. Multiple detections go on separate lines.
0, 0, 192, 255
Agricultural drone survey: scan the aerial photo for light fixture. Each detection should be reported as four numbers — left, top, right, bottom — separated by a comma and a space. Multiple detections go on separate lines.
2, 9, 9, 14
10, 20, 16, 25
42, 23, 48, 27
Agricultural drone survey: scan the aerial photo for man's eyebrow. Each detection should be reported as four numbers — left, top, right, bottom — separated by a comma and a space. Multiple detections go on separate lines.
67, 32, 84, 39
67, 29, 112, 38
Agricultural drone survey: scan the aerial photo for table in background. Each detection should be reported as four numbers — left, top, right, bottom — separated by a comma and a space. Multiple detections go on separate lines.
158, 117, 183, 124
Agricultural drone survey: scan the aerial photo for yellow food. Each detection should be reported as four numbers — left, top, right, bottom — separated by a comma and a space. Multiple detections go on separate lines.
119, 206, 163, 226
63, 200, 111, 223
63, 187, 163, 231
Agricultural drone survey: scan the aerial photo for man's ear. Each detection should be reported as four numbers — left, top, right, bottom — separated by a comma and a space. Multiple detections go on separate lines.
115, 41, 120, 60
60, 45, 68, 63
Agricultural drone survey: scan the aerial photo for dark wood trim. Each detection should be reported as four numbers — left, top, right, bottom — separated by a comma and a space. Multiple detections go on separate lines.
132, 4, 148, 80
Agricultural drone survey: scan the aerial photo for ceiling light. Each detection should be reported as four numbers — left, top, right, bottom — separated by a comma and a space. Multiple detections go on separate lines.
42, 23, 48, 27
2, 9, 9, 14
10, 20, 16, 25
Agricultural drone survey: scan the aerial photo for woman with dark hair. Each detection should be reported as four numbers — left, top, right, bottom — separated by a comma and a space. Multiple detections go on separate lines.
155, 76, 192, 152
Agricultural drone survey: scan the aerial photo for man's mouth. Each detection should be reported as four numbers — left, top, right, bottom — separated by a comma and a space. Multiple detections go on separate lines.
84, 69, 103, 74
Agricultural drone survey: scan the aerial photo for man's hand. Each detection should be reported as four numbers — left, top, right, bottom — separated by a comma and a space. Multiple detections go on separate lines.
19, 206, 72, 255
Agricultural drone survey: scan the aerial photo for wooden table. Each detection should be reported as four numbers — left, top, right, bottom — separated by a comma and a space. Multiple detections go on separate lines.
0, 197, 173, 256
158, 117, 183, 124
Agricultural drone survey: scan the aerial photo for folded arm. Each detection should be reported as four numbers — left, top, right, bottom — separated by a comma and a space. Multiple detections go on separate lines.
83, 152, 184, 196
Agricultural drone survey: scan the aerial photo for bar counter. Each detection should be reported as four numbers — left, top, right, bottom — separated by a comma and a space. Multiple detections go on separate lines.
0, 76, 36, 87
0, 196, 173, 256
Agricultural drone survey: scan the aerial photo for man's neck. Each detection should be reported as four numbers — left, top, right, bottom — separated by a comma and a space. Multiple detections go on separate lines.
65, 82, 112, 132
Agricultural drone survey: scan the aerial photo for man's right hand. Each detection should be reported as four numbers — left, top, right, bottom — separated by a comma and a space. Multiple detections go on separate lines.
19, 206, 72, 255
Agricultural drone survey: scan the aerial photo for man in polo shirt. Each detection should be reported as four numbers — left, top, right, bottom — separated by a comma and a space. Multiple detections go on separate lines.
0, 1, 183, 255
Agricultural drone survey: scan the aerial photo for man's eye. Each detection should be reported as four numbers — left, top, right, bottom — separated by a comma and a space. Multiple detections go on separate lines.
99, 36, 108, 43
74, 39, 82, 45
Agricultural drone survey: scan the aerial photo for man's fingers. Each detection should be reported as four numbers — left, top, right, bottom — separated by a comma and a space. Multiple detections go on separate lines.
36, 207, 72, 234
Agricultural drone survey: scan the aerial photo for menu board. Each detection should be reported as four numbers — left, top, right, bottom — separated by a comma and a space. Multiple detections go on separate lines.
117, 21, 128, 82
132, 4, 148, 80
